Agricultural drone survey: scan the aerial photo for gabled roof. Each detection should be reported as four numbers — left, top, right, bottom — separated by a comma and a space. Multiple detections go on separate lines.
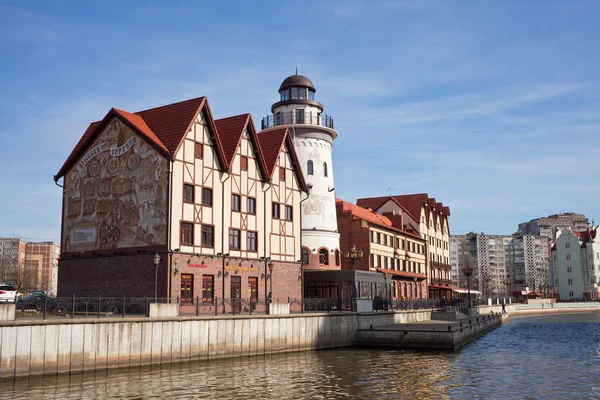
357, 193, 451, 228
336, 198, 424, 240
573, 227, 597, 242
256, 127, 308, 193
56, 97, 227, 179
214, 113, 268, 179
353, 196, 417, 222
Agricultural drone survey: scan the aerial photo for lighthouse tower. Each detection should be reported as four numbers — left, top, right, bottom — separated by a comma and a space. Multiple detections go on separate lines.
261, 72, 340, 270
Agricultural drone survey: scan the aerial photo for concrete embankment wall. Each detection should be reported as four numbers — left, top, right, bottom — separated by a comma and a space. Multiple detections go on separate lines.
0, 310, 432, 379
512, 303, 600, 316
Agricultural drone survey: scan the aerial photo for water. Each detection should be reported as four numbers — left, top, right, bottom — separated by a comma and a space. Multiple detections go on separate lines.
1, 313, 599, 399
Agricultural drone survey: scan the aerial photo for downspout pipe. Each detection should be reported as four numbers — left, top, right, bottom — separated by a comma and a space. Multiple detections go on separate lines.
167, 155, 174, 300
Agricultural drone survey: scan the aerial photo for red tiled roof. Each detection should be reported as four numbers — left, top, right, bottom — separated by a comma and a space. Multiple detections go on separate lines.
256, 128, 308, 192
215, 113, 268, 179
135, 97, 206, 154
336, 198, 424, 240
376, 268, 426, 280
215, 113, 250, 168
113, 108, 168, 152
573, 227, 597, 242
56, 97, 228, 179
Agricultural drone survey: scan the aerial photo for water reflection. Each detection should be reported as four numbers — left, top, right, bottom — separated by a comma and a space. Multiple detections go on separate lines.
1, 313, 599, 399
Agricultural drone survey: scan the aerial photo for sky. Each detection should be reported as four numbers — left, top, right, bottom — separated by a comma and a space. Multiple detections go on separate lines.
1, 0, 599, 243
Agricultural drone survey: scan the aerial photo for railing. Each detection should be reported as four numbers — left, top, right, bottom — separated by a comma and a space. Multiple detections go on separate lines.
261, 110, 334, 130
430, 261, 452, 271
15, 296, 169, 320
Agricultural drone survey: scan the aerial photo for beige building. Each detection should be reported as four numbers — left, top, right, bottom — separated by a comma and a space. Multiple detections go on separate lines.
356, 194, 451, 299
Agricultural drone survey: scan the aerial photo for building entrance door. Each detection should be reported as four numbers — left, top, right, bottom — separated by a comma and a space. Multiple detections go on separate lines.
230, 276, 242, 313
180, 274, 193, 303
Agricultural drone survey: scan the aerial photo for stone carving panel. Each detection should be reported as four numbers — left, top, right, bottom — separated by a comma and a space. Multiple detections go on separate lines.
63, 118, 168, 252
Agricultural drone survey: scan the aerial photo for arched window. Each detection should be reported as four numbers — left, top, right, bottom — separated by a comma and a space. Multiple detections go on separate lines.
319, 248, 328, 265
335, 249, 340, 266
323, 162, 328, 177
307, 160, 313, 175
301, 247, 310, 264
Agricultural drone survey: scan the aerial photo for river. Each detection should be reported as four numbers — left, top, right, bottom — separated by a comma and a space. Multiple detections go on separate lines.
1, 312, 599, 399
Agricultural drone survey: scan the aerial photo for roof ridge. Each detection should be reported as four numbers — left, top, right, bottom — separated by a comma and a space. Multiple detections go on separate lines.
133, 96, 206, 115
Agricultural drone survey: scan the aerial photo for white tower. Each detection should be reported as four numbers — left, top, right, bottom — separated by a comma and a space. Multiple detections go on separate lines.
261, 73, 340, 269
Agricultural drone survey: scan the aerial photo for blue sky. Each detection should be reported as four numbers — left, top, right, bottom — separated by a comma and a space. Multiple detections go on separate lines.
1, 0, 599, 243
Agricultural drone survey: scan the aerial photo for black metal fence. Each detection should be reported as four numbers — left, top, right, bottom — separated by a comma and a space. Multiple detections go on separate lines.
14, 296, 457, 320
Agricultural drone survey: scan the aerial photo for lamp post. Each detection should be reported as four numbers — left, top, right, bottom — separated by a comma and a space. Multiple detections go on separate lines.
463, 265, 473, 309
217, 252, 229, 314
267, 261, 274, 314
344, 245, 363, 270
153, 253, 161, 304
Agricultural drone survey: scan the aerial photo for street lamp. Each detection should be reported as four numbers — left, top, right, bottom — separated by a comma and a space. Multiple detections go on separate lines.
153, 253, 161, 304
462, 265, 473, 309
268, 261, 274, 298
344, 245, 363, 270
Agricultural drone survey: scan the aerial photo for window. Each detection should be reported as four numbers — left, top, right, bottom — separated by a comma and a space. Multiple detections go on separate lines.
371, 231, 375, 243
241, 156, 248, 171
555, 279, 559, 285
181, 222, 193, 245
183, 184, 194, 203
319, 248, 329, 265
335, 250, 340, 266
201, 225, 214, 247
247, 197, 256, 215
295, 109, 304, 124
195, 142, 203, 159
202, 275, 214, 302
553, 255, 556, 261
247, 231, 257, 252
377, 255, 382, 267
202, 188, 213, 206
569, 291, 574, 297
298, 87, 306, 99
249, 277, 259, 301
566, 254, 571, 261
292, 87, 298, 99
568, 279, 573, 285
285, 205, 293, 221
567, 266, 572, 272
272, 202, 280, 219
370, 254, 374, 267
377, 233, 381, 243
302, 248, 309, 264
232, 194, 241, 211
566, 243, 570, 248
279, 167, 285, 181
275, 111, 282, 125
229, 229, 241, 250
307, 160, 314, 175
323, 162, 328, 177
308, 90, 314, 100
383, 235, 387, 246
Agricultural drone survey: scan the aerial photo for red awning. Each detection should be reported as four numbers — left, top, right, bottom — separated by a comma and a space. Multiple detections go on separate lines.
375, 268, 426, 280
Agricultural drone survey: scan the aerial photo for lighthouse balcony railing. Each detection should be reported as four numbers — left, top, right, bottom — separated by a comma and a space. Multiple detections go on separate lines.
261, 111, 334, 130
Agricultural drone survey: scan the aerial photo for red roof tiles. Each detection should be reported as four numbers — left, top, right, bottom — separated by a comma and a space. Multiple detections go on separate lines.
257, 128, 308, 192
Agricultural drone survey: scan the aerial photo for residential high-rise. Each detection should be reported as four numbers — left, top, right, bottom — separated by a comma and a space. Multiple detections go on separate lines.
518, 213, 589, 240
261, 73, 340, 270
451, 233, 550, 298
0, 239, 59, 294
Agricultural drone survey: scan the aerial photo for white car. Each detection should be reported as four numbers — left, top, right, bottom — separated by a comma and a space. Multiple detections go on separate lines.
0, 285, 17, 302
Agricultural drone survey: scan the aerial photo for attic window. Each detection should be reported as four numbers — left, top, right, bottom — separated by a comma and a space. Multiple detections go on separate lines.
241, 156, 248, 171
195, 143, 204, 159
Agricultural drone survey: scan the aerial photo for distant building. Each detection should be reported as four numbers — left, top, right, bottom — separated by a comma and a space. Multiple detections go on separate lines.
519, 213, 589, 240
356, 194, 451, 299
551, 227, 600, 301
24, 242, 59, 296
451, 233, 550, 298
0, 239, 59, 295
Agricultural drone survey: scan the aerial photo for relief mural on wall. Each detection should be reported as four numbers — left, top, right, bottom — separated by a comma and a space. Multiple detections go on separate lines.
63, 118, 168, 252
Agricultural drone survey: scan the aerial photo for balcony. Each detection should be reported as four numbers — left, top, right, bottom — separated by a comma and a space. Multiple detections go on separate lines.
431, 278, 452, 286
261, 110, 334, 130
430, 261, 452, 271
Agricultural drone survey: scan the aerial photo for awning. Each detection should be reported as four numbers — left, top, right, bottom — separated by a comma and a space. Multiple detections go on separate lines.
429, 284, 453, 290
375, 268, 426, 280
452, 288, 482, 295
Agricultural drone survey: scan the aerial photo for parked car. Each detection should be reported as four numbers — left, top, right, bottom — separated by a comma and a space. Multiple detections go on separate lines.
0, 285, 18, 303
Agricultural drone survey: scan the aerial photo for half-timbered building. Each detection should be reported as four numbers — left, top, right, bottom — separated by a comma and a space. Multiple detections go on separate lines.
55, 97, 307, 303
